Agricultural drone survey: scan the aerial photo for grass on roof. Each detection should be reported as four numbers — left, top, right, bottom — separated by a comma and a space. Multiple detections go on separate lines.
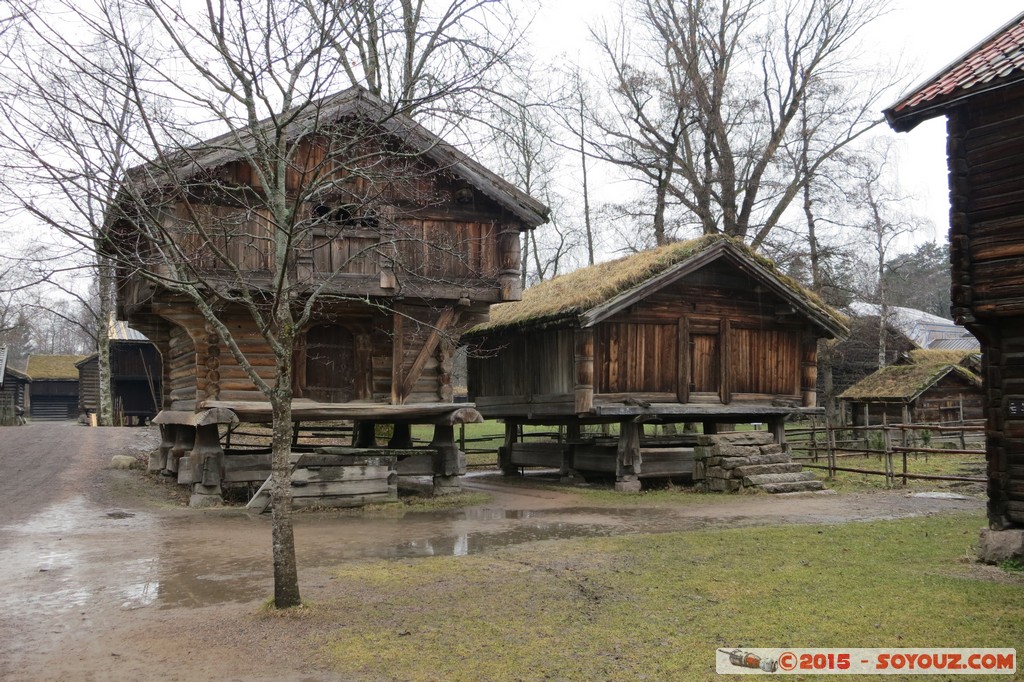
472, 234, 845, 334
840, 362, 980, 401
908, 349, 977, 366
26, 355, 88, 380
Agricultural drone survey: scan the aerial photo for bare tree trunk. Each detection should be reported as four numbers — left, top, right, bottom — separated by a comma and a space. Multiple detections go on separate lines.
269, 361, 300, 608
96, 254, 115, 426
579, 90, 595, 265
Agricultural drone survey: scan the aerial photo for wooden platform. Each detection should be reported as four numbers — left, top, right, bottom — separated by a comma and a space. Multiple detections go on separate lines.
197, 399, 483, 425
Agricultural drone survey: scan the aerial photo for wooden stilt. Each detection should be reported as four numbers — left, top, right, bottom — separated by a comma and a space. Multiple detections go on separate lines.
615, 420, 642, 492
430, 423, 465, 494
152, 423, 175, 472
499, 420, 519, 476
389, 423, 413, 449
190, 423, 224, 507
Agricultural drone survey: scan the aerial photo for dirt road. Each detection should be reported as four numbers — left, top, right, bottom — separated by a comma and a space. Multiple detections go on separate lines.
0, 423, 986, 681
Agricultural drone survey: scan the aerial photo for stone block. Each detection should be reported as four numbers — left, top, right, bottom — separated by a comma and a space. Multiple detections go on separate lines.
732, 463, 803, 478
759, 444, 785, 455
615, 478, 642, 493
706, 477, 742, 492
743, 472, 816, 486
714, 431, 775, 446
978, 528, 1024, 564
110, 455, 137, 470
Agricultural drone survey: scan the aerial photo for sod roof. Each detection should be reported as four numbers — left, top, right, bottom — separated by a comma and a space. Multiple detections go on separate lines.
467, 234, 846, 336
26, 355, 88, 381
839, 355, 981, 403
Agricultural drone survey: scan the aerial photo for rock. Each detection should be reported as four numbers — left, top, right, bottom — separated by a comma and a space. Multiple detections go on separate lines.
978, 528, 1024, 564
109, 455, 137, 470
908, 492, 970, 500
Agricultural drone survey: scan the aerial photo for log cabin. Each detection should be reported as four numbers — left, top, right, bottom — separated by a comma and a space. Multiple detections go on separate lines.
106, 86, 548, 505
883, 10, 1024, 551
0, 346, 30, 425
76, 322, 161, 426
25, 355, 86, 421
463, 235, 847, 489
839, 349, 983, 426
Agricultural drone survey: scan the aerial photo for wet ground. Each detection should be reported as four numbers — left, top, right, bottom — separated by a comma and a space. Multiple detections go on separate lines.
0, 423, 987, 680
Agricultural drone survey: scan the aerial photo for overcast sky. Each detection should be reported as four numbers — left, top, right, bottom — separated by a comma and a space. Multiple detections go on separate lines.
529, 1, 1023, 248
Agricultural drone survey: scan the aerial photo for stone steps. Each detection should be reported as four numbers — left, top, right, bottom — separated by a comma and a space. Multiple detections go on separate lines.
758, 480, 826, 494
695, 432, 826, 494
742, 471, 819, 487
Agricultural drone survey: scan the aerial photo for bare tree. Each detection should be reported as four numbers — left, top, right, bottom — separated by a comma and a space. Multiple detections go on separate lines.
2, 0, 529, 609
846, 139, 926, 367
590, 0, 894, 248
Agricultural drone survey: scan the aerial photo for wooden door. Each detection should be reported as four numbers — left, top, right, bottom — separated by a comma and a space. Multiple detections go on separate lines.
304, 325, 356, 403
689, 333, 721, 398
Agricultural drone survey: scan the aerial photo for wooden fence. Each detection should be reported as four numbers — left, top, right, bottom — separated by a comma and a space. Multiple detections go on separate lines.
787, 420, 987, 487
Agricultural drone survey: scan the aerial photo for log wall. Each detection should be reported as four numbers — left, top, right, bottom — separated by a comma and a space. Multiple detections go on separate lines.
947, 84, 1024, 528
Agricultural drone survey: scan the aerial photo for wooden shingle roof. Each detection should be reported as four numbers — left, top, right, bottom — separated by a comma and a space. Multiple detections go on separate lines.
466, 234, 847, 338
885, 11, 1024, 131
128, 86, 549, 228
26, 355, 88, 381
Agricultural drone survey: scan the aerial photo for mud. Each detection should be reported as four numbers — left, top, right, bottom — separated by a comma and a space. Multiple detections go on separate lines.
0, 422, 986, 681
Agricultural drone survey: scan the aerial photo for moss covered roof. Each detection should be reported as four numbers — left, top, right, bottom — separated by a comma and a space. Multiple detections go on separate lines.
907, 349, 978, 366
840, 355, 981, 402
469, 234, 846, 336
26, 355, 88, 380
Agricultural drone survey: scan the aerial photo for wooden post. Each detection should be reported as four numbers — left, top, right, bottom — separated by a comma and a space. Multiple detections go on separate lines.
389, 423, 413, 449
677, 317, 690, 403
391, 312, 405, 405
615, 420, 642, 492
354, 421, 377, 447
497, 225, 522, 301
563, 419, 580, 482
574, 329, 594, 414
719, 319, 731, 405
768, 417, 786, 446
430, 423, 465, 495
801, 338, 818, 408
190, 423, 224, 507
499, 420, 519, 475
168, 424, 195, 476
152, 423, 175, 473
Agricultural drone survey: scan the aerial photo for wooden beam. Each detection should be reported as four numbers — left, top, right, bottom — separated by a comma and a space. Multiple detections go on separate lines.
400, 307, 457, 401
391, 312, 404, 405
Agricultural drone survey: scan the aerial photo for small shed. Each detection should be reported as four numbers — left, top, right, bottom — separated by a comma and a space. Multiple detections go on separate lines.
464, 235, 847, 488
839, 350, 983, 426
25, 355, 87, 421
0, 346, 30, 425
76, 322, 162, 425
884, 10, 1024, 533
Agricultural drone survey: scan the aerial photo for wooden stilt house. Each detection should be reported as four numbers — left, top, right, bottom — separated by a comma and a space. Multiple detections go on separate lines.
884, 10, 1024, 535
463, 235, 847, 489
839, 350, 983, 426
106, 87, 547, 505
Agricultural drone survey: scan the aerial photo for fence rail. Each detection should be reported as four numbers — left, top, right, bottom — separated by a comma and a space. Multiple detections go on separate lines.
788, 419, 986, 487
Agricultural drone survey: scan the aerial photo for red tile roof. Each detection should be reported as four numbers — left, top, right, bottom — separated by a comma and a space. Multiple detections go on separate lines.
885, 11, 1024, 131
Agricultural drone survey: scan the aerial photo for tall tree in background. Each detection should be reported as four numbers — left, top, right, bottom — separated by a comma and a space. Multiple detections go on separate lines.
590, 0, 892, 248
2, 0, 523, 609
883, 241, 950, 318
846, 140, 926, 367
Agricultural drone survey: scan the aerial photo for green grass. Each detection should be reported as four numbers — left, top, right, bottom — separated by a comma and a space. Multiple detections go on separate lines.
307, 511, 1023, 681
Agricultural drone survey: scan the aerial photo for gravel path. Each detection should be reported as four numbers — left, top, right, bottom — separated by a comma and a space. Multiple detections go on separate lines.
0, 422, 987, 681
